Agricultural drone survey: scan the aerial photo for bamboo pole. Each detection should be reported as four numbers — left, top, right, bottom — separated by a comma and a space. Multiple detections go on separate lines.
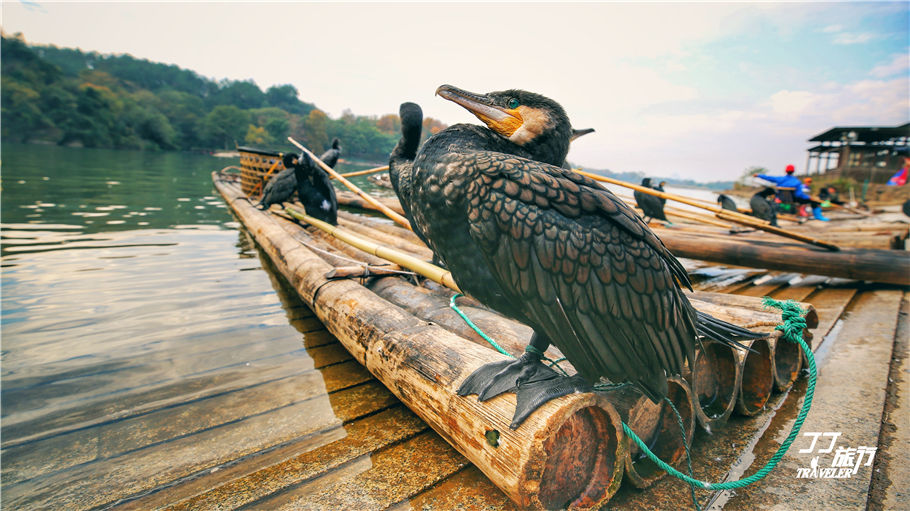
214, 173, 626, 509
284, 205, 459, 292
733, 338, 773, 416
574, 170, 840, 251
338, 165, 390, 178
287, 137, 413, 230
690, 341, 741, 431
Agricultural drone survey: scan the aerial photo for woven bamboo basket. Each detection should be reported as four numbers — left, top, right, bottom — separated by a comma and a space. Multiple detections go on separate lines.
237, 146, 288, 197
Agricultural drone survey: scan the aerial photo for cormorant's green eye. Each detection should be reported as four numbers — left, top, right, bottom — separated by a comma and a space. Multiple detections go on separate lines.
508, 98, 520, 109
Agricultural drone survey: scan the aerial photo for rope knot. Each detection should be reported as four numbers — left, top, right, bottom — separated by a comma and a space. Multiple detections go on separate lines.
762, 297, 807, 344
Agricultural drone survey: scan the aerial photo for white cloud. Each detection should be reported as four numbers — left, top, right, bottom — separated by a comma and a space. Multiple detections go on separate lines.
822, 24, 843, 33
833, 32, 876, 45
871, 53, 910, 78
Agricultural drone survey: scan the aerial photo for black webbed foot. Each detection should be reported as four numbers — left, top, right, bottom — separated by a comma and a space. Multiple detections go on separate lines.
457, 352, 592, 429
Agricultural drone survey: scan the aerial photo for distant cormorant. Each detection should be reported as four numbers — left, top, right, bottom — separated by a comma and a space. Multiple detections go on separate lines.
295, 152, 338, 225
634, 178, 668, 223
750, 187, 778, 226
321, 138, 342, 168
258, 153, 300, 210
258, 141, 342, 210
717, 194, 738, 212
392, 84, 759, 428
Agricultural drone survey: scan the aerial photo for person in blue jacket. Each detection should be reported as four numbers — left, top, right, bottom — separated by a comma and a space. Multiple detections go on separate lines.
754, 164, 829, 221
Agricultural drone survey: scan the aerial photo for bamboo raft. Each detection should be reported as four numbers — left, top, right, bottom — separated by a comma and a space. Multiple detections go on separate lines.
5, 169, 904, 510
214, 170, 819, 508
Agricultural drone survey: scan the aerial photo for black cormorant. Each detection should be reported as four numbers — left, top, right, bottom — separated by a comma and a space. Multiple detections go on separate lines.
634, 178, 668, 223
295, 152, 338, 225
259, 153, 300, 210
393, 84, 759, 428
750, 187, 778, 226
655, 180, 668, 207
322, 138, 342, 168
259, 141, 342, 210
717, 194, 738, 212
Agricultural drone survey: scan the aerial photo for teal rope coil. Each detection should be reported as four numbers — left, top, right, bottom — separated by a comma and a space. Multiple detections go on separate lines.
449, 293, 816, 493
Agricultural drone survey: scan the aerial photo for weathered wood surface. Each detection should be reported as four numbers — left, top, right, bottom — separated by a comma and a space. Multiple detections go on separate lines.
214, 173, 626, 509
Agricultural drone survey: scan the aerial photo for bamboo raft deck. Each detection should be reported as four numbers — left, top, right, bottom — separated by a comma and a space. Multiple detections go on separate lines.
3, 171, 906, 510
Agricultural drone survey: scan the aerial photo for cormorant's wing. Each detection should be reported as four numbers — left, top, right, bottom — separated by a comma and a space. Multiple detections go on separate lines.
463, 152, 696, 399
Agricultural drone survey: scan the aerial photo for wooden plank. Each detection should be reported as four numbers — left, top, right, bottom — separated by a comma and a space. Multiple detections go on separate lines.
244, 431, 469, 510
2, 381, 400, 510
389, 465, 519, 511
1, 354, 366, 483
2, 346, 330, 448
722, 289, 904, 510
126, 406, 428, 510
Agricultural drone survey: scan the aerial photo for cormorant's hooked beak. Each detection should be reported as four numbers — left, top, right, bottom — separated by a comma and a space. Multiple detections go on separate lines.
436, 84, 523, 138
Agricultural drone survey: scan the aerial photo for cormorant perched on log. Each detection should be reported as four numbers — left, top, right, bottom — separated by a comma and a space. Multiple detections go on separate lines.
717, 194, 738, 212
258, 153, 300, 210
750, 187, 778, 227
634, 178, 668, 223
259, 141, 342, 210
393, 84, 760, 428
295, 152, 338, 225
321, 138, 342, 168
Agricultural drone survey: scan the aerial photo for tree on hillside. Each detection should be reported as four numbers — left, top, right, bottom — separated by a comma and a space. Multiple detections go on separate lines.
202, 105, 250, 149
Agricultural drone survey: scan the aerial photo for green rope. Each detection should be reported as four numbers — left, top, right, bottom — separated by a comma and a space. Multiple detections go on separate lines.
665, 396, 699, 510
625, 297, 815, 491
449, 293, 512, 357
450, 293, 816, 495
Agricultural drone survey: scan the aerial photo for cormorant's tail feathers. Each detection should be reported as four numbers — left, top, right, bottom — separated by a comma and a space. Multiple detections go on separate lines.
695, 310, 763, 352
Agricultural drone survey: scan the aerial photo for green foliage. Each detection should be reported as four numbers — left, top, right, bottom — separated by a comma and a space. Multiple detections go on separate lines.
1, 34, 435, 159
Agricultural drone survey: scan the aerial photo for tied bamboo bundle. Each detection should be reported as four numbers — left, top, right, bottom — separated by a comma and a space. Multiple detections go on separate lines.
211, 183, 626, 508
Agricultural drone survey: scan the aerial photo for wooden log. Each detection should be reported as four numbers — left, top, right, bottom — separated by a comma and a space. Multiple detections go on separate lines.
615, 377, 695, 489
733, 339, 774, 416
325, 265, 408, 280
690, 341, 741, 431
337, 216, 434, 261
771, 335, 803, 392
661, 232, 910, 286
686, 291, 818, 329
214, 172, 626, 509
337, 210, 427, 246
337, 190, 407, 215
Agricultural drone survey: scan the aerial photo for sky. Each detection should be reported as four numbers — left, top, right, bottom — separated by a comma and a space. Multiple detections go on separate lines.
3, 1, 908, 182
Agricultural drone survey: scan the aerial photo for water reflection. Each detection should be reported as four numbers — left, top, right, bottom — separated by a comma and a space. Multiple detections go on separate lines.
0, 144, 365, 509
